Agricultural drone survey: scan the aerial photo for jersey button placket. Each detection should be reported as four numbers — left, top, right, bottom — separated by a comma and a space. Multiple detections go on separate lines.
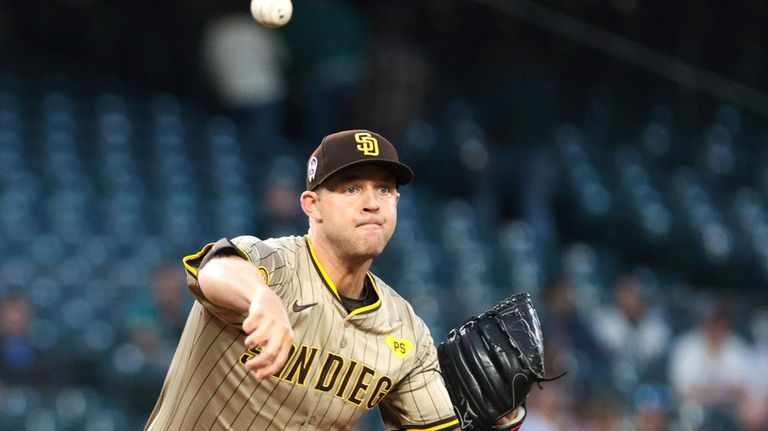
299, 388, 322, 430
339, 318, 350, 349
300, 402, 318, 430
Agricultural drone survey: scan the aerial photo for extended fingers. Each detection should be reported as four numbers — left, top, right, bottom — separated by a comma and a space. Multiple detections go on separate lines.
241, 288, 294, 380
246, 328, 294, 379
244, 320, 271, 349
246, 341, 284, 379
266, 335, 294, 378
242, 307, 263, 334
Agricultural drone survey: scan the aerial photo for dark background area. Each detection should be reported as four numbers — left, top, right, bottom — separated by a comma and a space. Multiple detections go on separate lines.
4, 0, 768, 132
1, 1, 768, 430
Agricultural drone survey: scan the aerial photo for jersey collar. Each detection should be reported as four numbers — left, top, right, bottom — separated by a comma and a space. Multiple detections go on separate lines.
306, 236, 382, 317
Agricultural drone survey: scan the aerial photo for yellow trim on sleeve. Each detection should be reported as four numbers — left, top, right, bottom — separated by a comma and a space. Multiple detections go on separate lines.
182, 242, 216, 277
234, 244, 253, 263
405, 418, 460, 430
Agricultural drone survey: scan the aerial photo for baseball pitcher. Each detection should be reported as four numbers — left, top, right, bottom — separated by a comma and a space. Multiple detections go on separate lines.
146, 130, 553, 430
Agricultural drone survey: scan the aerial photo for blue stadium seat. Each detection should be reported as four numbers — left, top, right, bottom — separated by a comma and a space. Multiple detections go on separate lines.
612, 145, 673, 242
497, 220, 546, 295
5, 66, 768, 431
25, 406, 58, 431
555, 125, 613, 220
0, 386, 44, 429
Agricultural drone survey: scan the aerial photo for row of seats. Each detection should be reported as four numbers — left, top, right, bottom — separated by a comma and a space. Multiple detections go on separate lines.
5, 79, 768, 292
0, 385, 144, 431
1, 71, 765, 430
555, 114, 768, 287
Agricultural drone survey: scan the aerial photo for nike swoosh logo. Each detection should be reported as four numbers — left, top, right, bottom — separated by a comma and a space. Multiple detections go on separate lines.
292, 300, 318, 313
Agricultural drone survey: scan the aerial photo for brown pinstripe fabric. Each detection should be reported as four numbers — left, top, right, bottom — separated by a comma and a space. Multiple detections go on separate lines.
146, 235, 458, 431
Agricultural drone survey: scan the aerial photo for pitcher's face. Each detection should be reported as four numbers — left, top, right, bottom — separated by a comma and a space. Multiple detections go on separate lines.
313, 165, 399, 260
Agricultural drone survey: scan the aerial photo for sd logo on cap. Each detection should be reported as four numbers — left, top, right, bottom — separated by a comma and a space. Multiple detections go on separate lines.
305, 130, 413, 191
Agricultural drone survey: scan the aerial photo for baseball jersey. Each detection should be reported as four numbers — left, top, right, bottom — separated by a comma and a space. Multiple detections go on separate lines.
145, 235, 459, 431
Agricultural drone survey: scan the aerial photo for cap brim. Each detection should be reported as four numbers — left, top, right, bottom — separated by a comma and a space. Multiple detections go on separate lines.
311, 159, 413, 190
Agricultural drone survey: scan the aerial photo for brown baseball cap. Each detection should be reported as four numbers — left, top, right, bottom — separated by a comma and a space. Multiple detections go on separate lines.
305, 130, 414, 190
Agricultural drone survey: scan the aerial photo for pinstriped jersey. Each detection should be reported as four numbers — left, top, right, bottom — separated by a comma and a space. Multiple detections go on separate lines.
145, 235, 459, 431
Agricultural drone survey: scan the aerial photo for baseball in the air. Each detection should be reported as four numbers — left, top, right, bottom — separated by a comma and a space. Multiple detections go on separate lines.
251, 0, 293, 28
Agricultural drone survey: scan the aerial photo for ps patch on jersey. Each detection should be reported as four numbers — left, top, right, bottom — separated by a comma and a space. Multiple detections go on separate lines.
386, 335, 413, 360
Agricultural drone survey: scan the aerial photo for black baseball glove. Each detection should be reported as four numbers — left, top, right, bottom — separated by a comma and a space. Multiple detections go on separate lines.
437, 292, 563, 430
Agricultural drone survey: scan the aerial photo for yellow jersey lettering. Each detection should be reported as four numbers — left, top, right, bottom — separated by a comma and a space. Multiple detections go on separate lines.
239, 344, 298, 379
335, 359, 360, 398
238, 342, 392, 410
366, 376, 393, 409
238, 346, 261, 366
282, 345, 319, 386
314, 352, 345, 393
347, 365, 376, 406
273, 344, 297, 377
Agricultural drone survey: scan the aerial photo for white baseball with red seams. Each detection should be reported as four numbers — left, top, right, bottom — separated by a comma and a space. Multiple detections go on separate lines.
250, 0, 293, 28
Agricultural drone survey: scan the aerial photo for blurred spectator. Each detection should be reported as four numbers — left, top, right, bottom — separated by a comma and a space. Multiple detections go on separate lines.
200, 0, 289, 148
632, 384, 673, 431
669, 305, 752, 429
738, 394, 768, 431
634, 402, 671, 431
591, 273, 671, 389
737, 308, 768, 431
281, 0, 370, 147
540, 278, 610, 392
110, 319, 175, 417
574, 396, 624, 431
524, 384, 574, 431
349, 2, 431, 143
0, 292, 46, 386
130, 263, 190, 340
113, 263, 186, 417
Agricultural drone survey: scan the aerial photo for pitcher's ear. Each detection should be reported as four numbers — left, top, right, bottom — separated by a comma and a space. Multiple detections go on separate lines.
300, 190, 321, 220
